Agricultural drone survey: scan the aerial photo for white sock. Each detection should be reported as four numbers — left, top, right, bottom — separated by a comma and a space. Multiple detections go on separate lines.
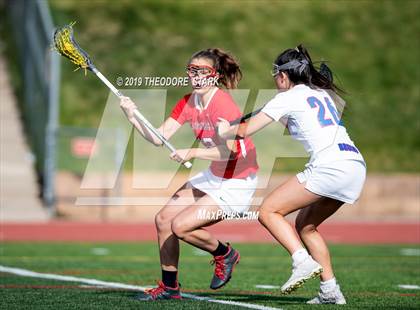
291, 248, 309, 265
320, 277, 337, 293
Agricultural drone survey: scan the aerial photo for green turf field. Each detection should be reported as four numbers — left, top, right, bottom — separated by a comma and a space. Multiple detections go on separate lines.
1, 242, 419, 309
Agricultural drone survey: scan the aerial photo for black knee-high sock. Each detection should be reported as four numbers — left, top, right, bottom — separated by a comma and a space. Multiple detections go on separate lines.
211, 241, 229, 257
162, 270, 178, 288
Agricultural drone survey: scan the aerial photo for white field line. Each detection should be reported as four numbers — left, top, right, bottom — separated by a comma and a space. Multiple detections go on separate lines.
255, 285, 280, 289
398, 284, 420, 290
193, 248, 209, 256
400, 248, 420, 256
91, 248, 110, 255
0, 265, 282, 310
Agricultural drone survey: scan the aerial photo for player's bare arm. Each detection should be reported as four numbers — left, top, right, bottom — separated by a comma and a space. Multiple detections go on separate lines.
169, 139, 236, 163
120, 96, 181, 146
217, 112, 273, 140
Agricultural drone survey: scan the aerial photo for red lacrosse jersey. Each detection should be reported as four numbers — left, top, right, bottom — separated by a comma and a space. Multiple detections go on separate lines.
170, 88, 259, 179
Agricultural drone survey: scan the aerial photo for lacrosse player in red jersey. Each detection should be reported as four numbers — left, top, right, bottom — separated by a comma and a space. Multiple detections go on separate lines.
218, 45, 366, 304
120, 48, 258, 300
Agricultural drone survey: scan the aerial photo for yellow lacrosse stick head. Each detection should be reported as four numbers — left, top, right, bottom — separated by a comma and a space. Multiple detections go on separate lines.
53, 22, 92, 75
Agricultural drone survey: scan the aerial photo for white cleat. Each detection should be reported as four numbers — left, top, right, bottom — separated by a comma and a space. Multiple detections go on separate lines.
307, 284, 347, 304
280, 256, 323, 294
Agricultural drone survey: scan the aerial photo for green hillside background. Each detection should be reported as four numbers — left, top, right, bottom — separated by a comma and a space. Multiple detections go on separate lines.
5, 0, 420, 172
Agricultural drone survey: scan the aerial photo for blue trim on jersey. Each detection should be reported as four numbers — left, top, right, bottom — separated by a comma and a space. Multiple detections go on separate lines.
338, 143, 359, 153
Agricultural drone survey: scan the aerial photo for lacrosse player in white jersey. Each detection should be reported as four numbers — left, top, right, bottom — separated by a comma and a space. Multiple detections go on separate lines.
217, 44, 366, 304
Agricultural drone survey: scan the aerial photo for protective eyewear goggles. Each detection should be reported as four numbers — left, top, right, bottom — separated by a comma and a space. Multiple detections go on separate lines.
186, 65, 217, 77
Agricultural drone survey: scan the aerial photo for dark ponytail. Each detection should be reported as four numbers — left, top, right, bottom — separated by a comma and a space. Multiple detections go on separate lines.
190, 48, 242, 89
273, 44, 344, 94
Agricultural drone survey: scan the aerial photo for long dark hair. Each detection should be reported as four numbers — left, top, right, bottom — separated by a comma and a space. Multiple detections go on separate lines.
189, 48, 242, 89
274, 44, 344, 94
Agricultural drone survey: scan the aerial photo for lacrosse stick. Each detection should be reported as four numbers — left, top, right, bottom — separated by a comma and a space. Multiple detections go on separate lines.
229, 107, 263, 125
53, 22, 192, 168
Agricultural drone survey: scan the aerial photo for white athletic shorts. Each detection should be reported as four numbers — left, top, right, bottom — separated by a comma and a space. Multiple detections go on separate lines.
187, 169, 258, 213
296, 160, 366, 204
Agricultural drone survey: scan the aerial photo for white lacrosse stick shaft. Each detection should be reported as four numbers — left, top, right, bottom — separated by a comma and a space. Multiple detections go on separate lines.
92, 68, 192, 168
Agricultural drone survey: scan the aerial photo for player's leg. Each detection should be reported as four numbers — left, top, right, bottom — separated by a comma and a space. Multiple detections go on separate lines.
171, 195, 240, 289
137, 186, 205, 301
171, 195, 222, 251
295, 199, 346, 304
257, 176, 324, 294
295, 198, 343, 281
155, 186, 205, 272
258, 176, 322, 254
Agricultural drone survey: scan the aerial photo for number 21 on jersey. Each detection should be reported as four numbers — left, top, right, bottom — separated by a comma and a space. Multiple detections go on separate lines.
306, 96, 342, 127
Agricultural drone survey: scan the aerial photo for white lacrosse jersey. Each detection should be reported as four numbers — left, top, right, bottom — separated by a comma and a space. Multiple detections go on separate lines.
261, 84, 365, 167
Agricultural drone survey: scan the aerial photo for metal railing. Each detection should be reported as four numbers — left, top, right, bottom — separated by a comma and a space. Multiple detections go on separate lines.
6, 0, 60, 211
